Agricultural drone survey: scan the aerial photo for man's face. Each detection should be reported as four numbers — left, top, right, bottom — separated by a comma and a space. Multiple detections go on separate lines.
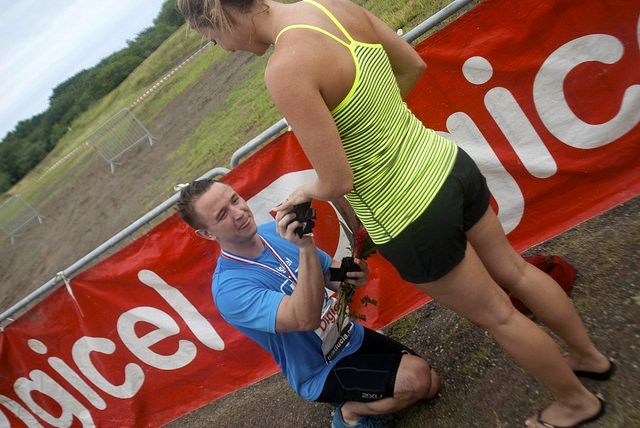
192, 183, 257, 245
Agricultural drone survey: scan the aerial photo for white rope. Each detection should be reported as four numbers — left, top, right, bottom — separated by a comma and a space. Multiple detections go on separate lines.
56, 271, 85, 317
173, 183, 190, 192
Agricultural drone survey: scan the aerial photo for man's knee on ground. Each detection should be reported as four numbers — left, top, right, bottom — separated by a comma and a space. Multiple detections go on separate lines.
395, 355, 438, 401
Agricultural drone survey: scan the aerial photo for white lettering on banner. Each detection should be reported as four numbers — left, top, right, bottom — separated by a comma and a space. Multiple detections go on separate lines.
0, 395, 43, 427
118, 307, 197, 370
463, 56, 557, 178
27, 338, 106, 410
485, 87, 557, 178
0, 406, 9, 428
14, 370, 95, 427
137, 269, 225, 350
438, 23, 639, 232
1, 270, 225, 425
47, 358, 106, 410
534, 33, 640, 149
438, 115, 524, 234
72, 337, 144, 399
27, 338, 47, 354
0, 405, 8, 428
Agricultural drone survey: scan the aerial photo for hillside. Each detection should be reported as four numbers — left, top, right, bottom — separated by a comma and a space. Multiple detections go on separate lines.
0, 0, 186, 194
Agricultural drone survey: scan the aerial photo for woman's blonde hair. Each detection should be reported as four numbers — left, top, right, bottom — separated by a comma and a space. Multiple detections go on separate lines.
176, 0, 258, 33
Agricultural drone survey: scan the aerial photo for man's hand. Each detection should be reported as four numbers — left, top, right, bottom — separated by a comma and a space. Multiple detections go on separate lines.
344, 258, 369, 288
274, 206, 314, 247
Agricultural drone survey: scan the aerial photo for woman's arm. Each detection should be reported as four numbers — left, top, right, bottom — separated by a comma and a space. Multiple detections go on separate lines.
363, 8, 426, 97
266, 46, 354, 204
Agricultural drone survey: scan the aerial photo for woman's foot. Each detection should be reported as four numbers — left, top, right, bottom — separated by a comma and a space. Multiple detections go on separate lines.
525, 394, 604, 428
563, 352, 614, 379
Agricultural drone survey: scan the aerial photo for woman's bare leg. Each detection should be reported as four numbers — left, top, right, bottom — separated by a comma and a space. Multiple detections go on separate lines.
466, 207, 610, 374
415, 243, 601, 427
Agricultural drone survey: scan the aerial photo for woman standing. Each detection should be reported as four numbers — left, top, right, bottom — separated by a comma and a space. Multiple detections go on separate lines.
176, 1, 613, 426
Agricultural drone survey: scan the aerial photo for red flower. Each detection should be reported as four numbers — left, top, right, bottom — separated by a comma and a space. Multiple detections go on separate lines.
352, 225, 376, 260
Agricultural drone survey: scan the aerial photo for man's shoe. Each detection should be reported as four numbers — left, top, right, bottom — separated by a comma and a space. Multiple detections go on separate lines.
331, 405, 387, 428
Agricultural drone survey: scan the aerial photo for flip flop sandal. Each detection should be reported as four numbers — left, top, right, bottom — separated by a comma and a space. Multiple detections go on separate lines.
535, 397, 606, 428
573, 360, 616, 381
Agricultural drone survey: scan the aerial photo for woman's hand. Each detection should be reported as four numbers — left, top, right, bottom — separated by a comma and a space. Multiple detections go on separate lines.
272, 186, 311, 215
344, 258, 369, 289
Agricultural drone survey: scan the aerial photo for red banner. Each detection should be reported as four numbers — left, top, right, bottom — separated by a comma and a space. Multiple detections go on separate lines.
407, 0, 640, 249
1, 0, 638, 426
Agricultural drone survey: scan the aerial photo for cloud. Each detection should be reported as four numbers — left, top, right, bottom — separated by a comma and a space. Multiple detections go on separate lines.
0, 0, 165, 139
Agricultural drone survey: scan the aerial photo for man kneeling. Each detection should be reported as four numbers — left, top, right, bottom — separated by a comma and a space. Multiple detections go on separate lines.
177, 179, 439, 427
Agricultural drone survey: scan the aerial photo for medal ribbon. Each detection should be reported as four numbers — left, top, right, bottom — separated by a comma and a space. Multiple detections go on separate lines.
220, 235, 298, 285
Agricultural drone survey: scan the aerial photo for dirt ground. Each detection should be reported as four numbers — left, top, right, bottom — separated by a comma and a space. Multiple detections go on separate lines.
167, 197, 639, 427
0, 42, 638, 428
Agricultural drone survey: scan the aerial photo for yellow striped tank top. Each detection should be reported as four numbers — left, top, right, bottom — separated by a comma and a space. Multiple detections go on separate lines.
276, 0, 458, 244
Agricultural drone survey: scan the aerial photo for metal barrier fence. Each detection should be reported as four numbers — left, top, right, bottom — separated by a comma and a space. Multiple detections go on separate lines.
0, 195, 44, 245
0, 0, 474, 325
85, 108, 156, 174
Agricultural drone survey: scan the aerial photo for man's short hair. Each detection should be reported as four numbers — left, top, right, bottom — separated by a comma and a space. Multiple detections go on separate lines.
176, 178, 220, 229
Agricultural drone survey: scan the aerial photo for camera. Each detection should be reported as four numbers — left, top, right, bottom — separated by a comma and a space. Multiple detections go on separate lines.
292, 201, 316, 237
329, 256, 362, 281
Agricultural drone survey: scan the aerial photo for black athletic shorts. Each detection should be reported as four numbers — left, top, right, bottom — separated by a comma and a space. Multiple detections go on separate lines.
377, 148, 491, 283
314, 328, 418, 403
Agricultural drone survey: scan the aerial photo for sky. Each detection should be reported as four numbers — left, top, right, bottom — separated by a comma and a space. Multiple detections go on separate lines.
0, 0, 167, 140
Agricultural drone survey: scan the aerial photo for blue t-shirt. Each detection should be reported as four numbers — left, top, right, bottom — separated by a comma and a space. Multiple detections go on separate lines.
212, 222, 364, 400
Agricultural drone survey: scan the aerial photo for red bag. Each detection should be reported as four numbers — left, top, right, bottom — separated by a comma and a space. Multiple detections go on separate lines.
510, 255, 577, 314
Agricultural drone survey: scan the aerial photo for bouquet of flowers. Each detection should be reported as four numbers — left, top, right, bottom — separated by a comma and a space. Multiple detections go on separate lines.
335, 225, 378, 328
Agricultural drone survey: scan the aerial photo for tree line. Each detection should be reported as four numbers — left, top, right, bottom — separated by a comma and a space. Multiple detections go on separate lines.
0, 0, 184, 194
